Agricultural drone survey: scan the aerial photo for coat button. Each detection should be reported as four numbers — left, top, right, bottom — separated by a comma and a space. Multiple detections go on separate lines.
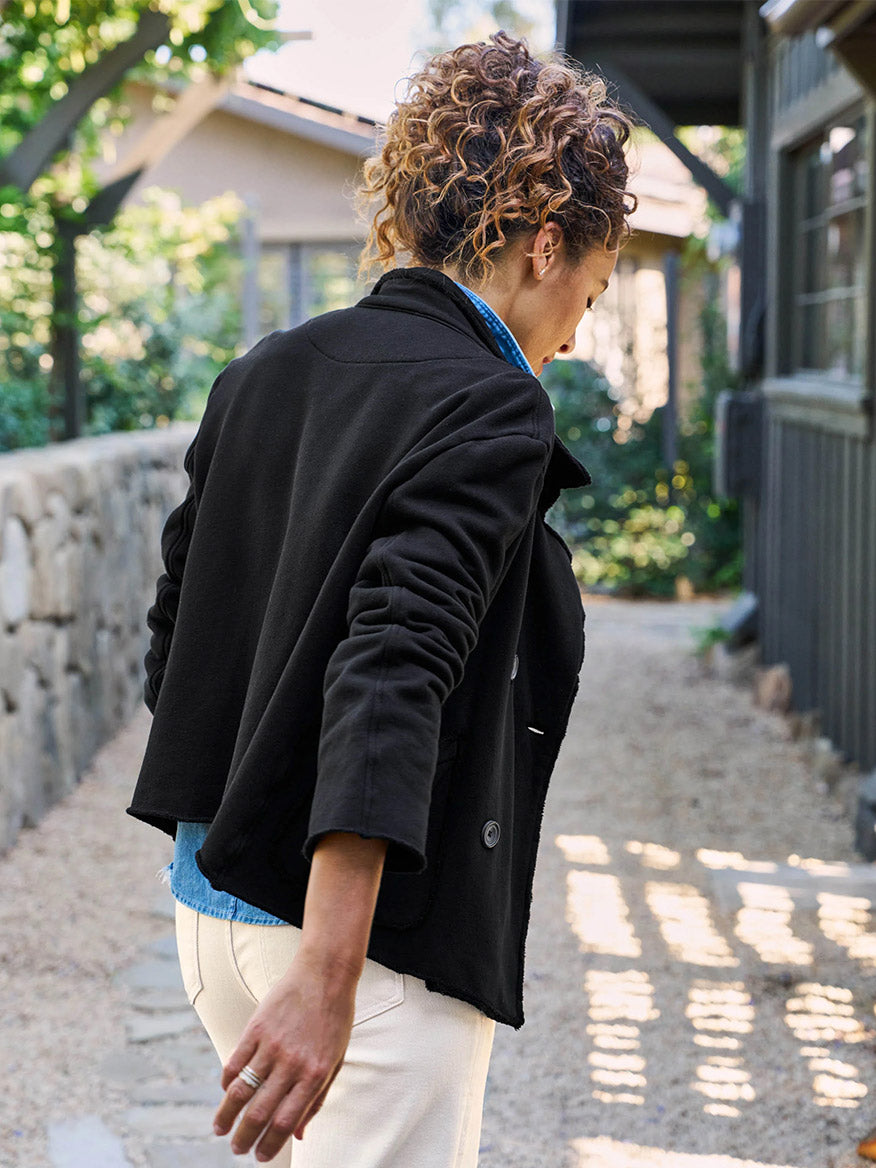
511, 654, 519, 680
481, 820, 501, 849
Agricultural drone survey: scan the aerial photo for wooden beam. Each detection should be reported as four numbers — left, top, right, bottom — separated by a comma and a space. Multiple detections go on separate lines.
0, 8, 170, 192
102, 71, 233, 188
81, 169, 145, 229
819, 4, 876, 95
590, 56, 738, 217
759, 0, 846, 35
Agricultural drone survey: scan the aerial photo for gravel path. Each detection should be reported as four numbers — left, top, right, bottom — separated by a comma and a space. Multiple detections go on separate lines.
2, 595, 874, 1168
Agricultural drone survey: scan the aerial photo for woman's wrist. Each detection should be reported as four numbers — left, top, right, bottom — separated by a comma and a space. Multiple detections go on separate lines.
293, 938, 370, 987
297, 831, 389, 984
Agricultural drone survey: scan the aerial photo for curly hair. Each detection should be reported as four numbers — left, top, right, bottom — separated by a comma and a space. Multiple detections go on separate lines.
354, 30, 640, 286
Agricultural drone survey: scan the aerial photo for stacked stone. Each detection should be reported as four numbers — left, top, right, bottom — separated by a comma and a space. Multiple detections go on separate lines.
0, 424, 197, 854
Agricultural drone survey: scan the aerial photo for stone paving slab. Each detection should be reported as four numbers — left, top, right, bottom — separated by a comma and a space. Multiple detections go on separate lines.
129, 987, 190, 1013
125, 1010, 204, 1044
114, 959, 186, 993
130, 1080, 224, 1107
145, 1142, 247, 1168
150, 891, 176, 921
709, 862, 876, 910
145, 934, 179, 961
47, 1115, 132, 1168
121, 1104, 220, 1139
146, 1037, 223, 1080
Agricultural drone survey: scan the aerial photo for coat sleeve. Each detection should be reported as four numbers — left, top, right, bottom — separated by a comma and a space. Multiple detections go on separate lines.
143, 435, 198, 715
304, 430, 551, 873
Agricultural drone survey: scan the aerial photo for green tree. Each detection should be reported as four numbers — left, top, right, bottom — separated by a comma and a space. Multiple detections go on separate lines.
0, 186, 245, 451
0, 0, 281, 441
424, 0, 545, 54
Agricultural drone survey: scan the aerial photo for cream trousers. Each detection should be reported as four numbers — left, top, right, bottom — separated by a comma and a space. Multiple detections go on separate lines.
174, 901, 497, 1167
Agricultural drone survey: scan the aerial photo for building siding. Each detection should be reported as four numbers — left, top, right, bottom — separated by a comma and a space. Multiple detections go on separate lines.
759, 408, 875, 768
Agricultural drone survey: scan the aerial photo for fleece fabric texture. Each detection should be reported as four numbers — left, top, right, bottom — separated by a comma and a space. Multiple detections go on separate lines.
165, 279, 534, 926
128, 265, 590, 1027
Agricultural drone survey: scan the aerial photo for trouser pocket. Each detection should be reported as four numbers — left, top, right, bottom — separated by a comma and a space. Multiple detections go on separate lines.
256, 924, 405, 1025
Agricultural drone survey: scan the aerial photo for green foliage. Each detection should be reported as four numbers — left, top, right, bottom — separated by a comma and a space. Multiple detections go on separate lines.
0, 1, 277, 447
0, 187, 244, 450
80, 187, 244, 432
543, 247, 744, 597
690, 620, 732, 658
0, 364, 52, 452
676, 126, 746, 218
424, 0, 542, 54
0, 1, 281, 222
0, 1, 281, 145
0, 224, 54, 450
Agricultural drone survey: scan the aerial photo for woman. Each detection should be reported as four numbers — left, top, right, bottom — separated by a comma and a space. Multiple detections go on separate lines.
127, 29, 636, 1167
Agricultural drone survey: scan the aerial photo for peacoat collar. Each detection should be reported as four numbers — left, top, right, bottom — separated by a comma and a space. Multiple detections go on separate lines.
362, 266, 593, 507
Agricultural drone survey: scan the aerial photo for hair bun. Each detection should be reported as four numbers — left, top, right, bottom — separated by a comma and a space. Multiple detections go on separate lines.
355, 30, 639, 284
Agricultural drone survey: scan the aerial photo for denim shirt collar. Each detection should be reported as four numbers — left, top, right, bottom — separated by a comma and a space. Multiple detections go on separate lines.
452, 282, 533, 376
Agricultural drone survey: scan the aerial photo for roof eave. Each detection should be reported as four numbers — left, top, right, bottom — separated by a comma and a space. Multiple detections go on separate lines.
221, 84, 376, 158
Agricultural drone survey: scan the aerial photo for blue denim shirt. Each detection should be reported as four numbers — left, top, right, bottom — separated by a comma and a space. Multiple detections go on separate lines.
162, 280, 532, 922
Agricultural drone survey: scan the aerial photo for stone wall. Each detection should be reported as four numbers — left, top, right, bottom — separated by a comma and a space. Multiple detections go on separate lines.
0, 423, 197, 854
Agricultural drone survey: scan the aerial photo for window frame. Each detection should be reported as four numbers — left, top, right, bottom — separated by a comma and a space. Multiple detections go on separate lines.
764, 58, 874, 439
256, 239, 371, 333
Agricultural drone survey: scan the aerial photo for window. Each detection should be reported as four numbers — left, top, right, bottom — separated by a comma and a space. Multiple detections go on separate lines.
258, 245, 292, 336
790, 108, 869, 380
256, 242, 372, 334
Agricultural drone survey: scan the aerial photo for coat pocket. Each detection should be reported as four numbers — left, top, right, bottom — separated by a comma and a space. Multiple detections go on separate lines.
371, 734, 459, 931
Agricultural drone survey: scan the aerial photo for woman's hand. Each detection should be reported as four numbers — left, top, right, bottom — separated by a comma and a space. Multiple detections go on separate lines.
211, 830, 389, 1163
213, 946, 359, 1162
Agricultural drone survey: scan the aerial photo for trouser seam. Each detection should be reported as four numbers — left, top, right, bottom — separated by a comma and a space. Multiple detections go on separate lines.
226, 918, 260, 1005
451, 1013, 493, 1167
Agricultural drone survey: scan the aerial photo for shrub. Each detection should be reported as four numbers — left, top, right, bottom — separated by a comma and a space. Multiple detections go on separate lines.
542, 346, 742, 597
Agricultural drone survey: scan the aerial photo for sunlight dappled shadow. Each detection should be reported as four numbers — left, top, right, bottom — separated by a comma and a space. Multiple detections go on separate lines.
788, 855, 853, 875
625, 840, 681, 870
556, 834, 611, 865
567, 871, 642, 958
685, 980, 755, 1117
570, 1136, 802, 1167
585, 969, 658, 1106
646, 882, 739, 967
557, 832, 876, 1124
697, 849, 778, 874
734, 882, 813, 965
785, 983, 870, 1109
817, 892, 876, 968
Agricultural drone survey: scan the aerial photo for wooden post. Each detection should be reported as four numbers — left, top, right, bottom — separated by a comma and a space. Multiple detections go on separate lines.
241, 194, 261, 351
662, 249, 679, 479
49, 214, 83, 442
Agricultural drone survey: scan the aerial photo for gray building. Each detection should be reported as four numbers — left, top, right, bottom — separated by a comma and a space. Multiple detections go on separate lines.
559, 0, 875, 772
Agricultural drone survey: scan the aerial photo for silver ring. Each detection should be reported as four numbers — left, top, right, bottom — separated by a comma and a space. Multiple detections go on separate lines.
238, 1064, 263, 1090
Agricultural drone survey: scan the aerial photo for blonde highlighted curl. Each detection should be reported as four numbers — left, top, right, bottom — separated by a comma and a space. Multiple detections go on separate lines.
354, 30, 640, 286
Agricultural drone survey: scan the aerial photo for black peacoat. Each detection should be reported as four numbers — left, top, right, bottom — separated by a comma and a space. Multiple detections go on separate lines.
127, 265, 591, 1028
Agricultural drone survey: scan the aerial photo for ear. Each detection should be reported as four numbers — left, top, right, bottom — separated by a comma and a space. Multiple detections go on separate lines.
526, 222, 563, 281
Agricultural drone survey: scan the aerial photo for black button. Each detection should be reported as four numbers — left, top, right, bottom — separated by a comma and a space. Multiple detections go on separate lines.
481, 820, 501, 849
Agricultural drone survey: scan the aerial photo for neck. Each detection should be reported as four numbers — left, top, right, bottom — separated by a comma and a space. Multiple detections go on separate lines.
439, 262, 522, 332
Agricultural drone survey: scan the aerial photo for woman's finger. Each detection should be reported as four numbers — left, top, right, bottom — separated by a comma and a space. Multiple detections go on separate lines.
250, 1076, 327, 1162
219, 1031, 260, 1093
292, 1064, 341, 1140
226, 1070, 304, 1157
213, 1057, 268, 1136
